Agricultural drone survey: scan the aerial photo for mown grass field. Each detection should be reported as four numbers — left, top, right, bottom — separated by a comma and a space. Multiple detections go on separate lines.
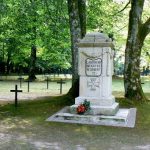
0, 75, 150, 97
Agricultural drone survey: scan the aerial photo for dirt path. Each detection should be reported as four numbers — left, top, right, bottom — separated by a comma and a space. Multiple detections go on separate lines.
0, 92, 59, 104
0, 121, 150, 150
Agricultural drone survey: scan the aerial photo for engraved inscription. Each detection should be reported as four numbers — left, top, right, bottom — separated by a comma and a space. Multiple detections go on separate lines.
85, 58, 102, 77
87, 77, 100, 91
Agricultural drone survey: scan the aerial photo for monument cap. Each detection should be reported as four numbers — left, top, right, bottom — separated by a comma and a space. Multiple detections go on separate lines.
78, 32, 114, 48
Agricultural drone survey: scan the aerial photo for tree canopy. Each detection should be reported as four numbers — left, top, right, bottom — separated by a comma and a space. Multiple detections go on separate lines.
0, 0, 150, 92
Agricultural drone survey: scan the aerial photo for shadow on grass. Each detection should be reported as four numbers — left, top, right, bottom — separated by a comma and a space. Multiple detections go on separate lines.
0, 94, 73, 120
0, 95, 150, 149
0, 94, 150, 129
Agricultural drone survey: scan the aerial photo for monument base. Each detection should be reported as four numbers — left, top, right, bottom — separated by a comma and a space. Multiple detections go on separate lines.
70, 102, 119, 115
73, 96, 119, 115
46, 107, 137, 128
75, 96, 116, 106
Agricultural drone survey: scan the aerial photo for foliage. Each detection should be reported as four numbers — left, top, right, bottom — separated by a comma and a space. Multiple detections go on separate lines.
0, 0, 71, 74
0, 0, 150, 75
87, 0, 122, 36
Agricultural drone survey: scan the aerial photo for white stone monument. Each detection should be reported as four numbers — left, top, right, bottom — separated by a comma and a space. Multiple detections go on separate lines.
70, 32, 119, 115
47, 32, 136, 128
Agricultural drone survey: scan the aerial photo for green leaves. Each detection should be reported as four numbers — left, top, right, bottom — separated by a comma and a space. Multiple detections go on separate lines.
0, 0, 71, 73
2, 0, 148, 75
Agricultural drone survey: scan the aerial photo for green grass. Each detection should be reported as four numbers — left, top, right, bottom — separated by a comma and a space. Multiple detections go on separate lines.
0, 95, 72, 120
0, 96, 150, 149
0, 80, 72, 95
0, 76, 150, 97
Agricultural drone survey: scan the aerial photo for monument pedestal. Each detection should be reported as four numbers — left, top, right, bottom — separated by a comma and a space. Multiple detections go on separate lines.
70, 96, 119, 115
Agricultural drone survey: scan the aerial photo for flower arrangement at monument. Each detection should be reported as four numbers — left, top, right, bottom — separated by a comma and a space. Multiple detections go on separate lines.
76, 100, 90, 114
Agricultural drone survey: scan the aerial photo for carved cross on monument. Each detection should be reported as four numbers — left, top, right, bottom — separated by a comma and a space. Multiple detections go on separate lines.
87, 78, 100, 91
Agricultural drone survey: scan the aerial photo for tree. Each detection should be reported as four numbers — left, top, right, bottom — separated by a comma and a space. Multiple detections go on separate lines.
67, 0, 86, 98
40, 0, 71, 73
87, 0, 120, 34
28, 0, 37, 80
124, 0, 150, 101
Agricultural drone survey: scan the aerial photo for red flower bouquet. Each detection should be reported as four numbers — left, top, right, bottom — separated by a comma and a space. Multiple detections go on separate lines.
76, 100, 90, 115
77, 104, 86, 114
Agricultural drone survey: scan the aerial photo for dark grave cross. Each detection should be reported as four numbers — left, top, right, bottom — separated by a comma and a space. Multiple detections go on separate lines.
27, 80, 30, 92
0, 74, 2, 81
10, 85, 22, 107
18, 76, 24, 88
46, 76, 50, 89
57, 79, 66, 94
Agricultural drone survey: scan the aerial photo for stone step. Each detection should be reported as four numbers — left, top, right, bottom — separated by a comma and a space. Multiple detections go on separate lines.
46, 106, 136, 128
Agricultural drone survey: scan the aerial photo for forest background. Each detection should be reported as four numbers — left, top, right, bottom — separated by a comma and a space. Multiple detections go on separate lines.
0, 0, 150, 101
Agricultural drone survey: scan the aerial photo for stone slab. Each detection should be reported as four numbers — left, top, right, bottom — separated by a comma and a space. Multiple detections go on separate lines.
46, 107, 137, 128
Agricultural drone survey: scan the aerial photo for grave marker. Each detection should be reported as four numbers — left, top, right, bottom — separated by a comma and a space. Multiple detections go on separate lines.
70, 32, 119, 115
47, 32, 137, 128
57, 79, 65, 94
18, 76, 24, 88
27, 80, 30, 92
46, 77, 49, 89
10, 85, 22, 107
45, 76, 51, 89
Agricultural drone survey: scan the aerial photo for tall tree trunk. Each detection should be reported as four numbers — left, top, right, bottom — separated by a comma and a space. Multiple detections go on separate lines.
28, 0, 37, 81
78, 0, 86, 38
67, 0, 86, 98
6, 50, 11, 74
29, 45, 37, 80
67, 0, 81, 83
124, 0, 150, 101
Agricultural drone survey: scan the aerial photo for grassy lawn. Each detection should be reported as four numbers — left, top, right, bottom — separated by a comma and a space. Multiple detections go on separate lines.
0, 80, 72, 95
0, 95, 150, 150
0, 76, 150, 97
0, 74, 72, 95
0, 76, 150, 149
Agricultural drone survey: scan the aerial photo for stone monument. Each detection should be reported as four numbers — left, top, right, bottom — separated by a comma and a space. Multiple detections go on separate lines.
70, 32, 118, 115
47, 32, 136, 128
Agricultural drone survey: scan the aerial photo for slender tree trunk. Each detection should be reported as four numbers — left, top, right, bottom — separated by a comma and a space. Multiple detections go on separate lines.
67, 0, 86, 98
6, 50, 11, 74
29, 45, 37, 80
124, 0, 150, 101
28, 0, 37, 81
2, 42, 5, 61
78, 0, 86, 38
67, 0, 81, 83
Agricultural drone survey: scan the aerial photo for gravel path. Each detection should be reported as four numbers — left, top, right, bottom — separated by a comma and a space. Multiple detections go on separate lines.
0, 92, 59, 103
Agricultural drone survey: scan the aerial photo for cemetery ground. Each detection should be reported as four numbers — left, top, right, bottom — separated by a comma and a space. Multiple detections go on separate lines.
0, 76, 150, 149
